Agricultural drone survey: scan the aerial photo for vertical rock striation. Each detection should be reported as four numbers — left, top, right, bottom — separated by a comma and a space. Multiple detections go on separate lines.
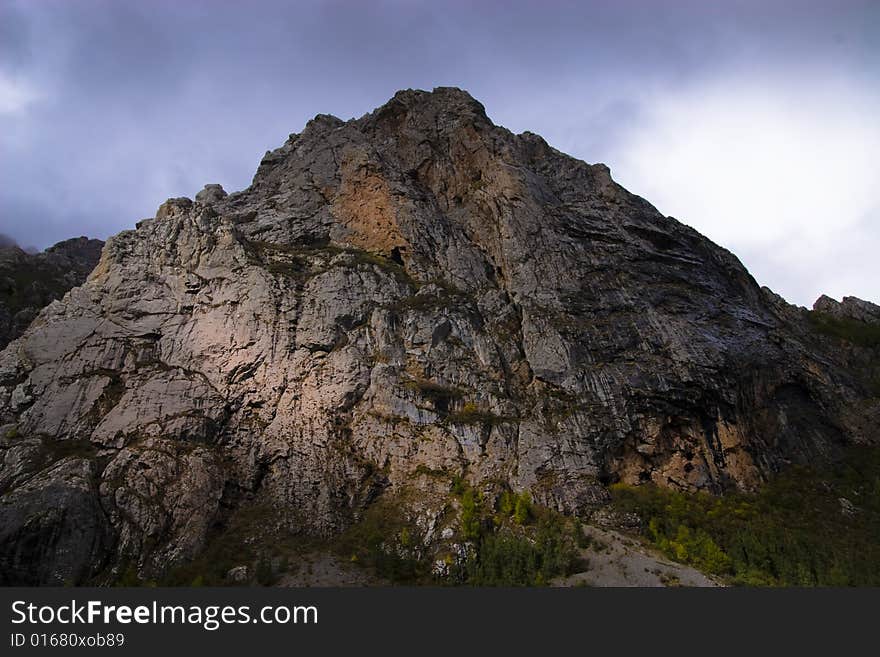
0, 88, 876, 583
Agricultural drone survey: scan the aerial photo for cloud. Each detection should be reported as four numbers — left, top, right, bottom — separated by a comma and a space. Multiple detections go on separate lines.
607, 76, 880, 306
0, 0, 876, 307
0, 71, 39, 115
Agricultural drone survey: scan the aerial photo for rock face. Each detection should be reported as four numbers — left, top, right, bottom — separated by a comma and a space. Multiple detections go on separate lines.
0, 237, 104, 350
0, 88, 877, 584
814, 295, 880, 325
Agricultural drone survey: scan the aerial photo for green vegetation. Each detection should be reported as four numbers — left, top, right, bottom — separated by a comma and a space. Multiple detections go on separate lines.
445, 401, 515, 427
459, 487, 482, 540
470, 177, 487, 192
406, 379, 466, 407
387, 292, 449, 313
386, 279, 472, 314
349, 250, 416, 286
807, 311, 880, 396
334, 480, 582, 586
808, 311, 880, 348
155, 501, 300, 586
41, 438, 99, 463
448, 481, 582, 586
0, 260, 69, 314
112, 564, 149, 588
334, 498, 425, 583
255, 556, 276, 586
405, 382, 515, 426
102, 449, 880, 587
611, 447, 880, 586
245, 239, 416, 287
461, 522, 577, 586
265, 257, 309, 280
246, 239, 332, 283
496, 489, 532, 525
513, 490, 532, 524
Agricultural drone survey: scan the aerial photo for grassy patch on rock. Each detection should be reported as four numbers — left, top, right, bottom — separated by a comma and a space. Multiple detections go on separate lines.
445, 401, 516, 427
333, 497, 427, 583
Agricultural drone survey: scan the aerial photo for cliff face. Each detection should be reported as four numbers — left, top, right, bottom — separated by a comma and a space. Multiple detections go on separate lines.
0, 237, 104, 350
0, 88, 877, 584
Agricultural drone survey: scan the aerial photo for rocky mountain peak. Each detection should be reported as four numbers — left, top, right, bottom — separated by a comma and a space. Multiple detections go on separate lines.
365, 87, 491, 130
1, 90, 877, 585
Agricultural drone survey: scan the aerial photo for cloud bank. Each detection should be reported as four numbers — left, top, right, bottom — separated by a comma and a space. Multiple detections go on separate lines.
1, 0, 877, 306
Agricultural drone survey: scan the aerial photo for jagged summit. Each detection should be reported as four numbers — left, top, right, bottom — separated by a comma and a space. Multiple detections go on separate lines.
1, 90, 878, 584
814, 294, 880, 324
364, 86, 491, 124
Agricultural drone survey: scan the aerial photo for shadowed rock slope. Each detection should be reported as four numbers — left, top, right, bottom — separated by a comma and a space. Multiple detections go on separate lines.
1, 88, 877, 584
0, 237, 104, 350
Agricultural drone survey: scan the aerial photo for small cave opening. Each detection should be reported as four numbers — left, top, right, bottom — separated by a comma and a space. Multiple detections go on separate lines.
390, 246, 405, 266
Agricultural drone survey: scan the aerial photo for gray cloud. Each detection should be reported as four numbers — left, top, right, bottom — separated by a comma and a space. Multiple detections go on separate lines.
1, 0, 877, 306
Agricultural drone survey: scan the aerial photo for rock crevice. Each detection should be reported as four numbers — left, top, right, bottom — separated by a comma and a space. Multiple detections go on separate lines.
0, 88, 877, 584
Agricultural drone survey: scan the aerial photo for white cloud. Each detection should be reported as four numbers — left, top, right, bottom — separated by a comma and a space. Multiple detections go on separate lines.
609, 78, 880, 306
0, 72, 40, 115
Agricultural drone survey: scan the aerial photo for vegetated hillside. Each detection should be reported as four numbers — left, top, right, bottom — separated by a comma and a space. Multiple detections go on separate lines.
0, 237, 104, 349
612, 445, 880, 586
0, 88, 877, 586
611, 296, 880, 586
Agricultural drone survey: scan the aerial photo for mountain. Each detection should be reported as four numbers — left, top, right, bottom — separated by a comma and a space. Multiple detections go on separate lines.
0, 88, 877, 586
0, 237, 104, 350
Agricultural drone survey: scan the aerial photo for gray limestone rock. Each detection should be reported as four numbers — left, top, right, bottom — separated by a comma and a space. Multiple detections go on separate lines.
0, 87, 877, 583
814, 294, 880, 324
196, 184, 228, 205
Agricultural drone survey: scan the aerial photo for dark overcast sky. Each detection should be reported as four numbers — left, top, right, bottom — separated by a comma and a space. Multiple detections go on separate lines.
1, 0, 877, 306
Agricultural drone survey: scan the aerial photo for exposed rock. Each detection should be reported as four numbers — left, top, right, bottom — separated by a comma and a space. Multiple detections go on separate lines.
0, 457, 111, 585
0, 236, 104, 349
196, 184, 228, 205
552, 525, 720, 587
814, 294, 880, 324
838, 497, 857, 517
155, 197, 193, 220
0, 87, 877, 584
